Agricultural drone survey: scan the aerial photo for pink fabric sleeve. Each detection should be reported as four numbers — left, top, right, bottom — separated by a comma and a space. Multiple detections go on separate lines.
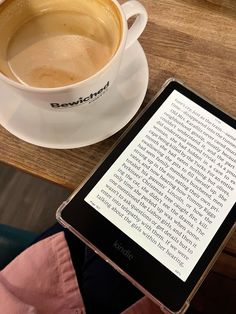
0, 232, 85, 314
0, 231, 162, 313
0, 281, 36, 314
122, 296, 163, 314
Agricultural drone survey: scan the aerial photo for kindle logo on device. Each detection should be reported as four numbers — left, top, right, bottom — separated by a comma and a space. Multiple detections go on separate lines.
113, 240, 134, 261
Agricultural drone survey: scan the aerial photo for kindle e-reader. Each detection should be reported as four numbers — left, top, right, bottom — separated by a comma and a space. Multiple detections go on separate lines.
57, 78, 236, 314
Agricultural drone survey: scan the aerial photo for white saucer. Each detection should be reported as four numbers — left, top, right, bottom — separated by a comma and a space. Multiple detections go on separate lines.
0, 41, 148, 149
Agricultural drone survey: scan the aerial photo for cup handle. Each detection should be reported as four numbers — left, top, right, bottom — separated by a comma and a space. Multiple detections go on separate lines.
121, 0, 148, 49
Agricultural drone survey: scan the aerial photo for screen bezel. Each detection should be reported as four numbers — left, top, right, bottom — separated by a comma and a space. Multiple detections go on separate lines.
59, 79, 236, 312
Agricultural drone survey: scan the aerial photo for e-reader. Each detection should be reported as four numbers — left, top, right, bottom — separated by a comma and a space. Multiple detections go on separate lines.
57, 78, 236, 314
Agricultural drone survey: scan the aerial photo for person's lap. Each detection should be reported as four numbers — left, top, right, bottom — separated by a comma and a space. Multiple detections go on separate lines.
33, 223, 143, 314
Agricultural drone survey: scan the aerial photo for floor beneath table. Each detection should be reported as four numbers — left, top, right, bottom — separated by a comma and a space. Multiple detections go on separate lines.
0, 162, 70, 232
0, 162, 235, 314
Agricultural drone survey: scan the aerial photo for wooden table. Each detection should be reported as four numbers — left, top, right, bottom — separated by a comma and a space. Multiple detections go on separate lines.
0, 0, 235, 312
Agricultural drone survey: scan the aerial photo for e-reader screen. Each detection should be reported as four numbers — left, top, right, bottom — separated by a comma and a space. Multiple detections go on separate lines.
85, 88, 236, 282
58, 79, 236, 313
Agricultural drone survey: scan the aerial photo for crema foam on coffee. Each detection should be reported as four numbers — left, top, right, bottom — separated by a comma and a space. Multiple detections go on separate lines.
0, 0, 122, 88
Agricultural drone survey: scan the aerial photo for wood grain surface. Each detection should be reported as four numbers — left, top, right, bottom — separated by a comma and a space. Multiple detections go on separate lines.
0, 0, 235, 287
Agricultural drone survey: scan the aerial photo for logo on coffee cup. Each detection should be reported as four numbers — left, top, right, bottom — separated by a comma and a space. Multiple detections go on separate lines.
50, 81, 110, 108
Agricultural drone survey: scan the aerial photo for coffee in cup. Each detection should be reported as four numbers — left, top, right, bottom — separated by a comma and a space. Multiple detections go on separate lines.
0, 0, 122, 88
0, 0, 147, 111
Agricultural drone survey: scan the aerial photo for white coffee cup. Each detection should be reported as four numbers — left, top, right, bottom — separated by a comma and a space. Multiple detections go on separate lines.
0, 0, 147, 111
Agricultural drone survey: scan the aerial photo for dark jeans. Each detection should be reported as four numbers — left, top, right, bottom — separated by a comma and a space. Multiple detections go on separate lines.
34, 223, 143, 314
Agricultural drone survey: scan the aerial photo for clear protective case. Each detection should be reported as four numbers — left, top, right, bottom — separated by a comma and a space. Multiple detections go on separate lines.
56, 78, 236, 314
57, 201, 236, 314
